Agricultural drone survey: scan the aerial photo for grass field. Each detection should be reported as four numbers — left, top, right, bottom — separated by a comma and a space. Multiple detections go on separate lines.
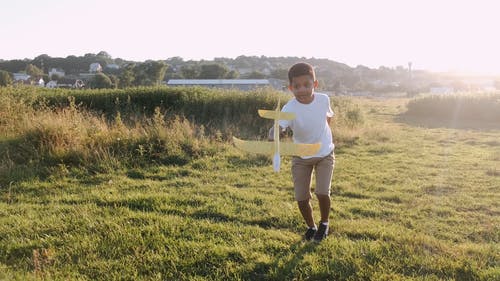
0, 89, 499, 280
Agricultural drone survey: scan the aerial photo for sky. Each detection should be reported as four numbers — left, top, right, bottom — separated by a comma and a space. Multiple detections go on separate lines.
2, 0, 500, 75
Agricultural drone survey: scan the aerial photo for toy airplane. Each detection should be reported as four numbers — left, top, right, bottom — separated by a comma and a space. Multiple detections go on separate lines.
233, 99, 321, 172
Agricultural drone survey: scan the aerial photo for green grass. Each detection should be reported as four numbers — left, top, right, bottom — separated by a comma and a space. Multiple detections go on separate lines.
0, 89, 499, 280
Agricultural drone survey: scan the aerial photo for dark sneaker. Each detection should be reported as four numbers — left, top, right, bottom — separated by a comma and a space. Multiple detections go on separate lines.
313, 223, 329, 242
303, 227, 317, 241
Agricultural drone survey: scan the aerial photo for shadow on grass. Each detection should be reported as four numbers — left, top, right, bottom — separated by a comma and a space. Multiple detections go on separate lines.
0, 132, 196, 188
227, 154, 271, 168
240, 240, 320, 281
0, 136, 46, 187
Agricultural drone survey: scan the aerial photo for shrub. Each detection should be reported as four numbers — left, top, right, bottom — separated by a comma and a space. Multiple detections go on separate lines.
405, 93, 500, 123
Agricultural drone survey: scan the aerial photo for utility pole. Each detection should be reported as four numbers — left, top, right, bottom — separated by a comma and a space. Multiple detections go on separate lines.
408, 62, 412, 81
407, 61, 415, 97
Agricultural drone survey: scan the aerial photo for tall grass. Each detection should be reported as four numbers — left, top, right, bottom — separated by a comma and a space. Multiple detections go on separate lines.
21, 86, 282, 138
404, 93, 500, 123
329, 97, 366, 147
0, 86, 365, 185
0, 90, 216, 185
1, 86, 366, 139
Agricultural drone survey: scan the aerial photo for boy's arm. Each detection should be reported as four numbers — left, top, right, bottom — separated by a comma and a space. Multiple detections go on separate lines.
326, 95, 334, 125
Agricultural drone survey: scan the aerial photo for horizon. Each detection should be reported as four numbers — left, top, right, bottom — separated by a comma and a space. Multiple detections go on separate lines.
2, 0, 500, 75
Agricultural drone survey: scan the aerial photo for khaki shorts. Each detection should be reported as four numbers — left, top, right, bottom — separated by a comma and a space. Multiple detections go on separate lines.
291, 150, 335, 201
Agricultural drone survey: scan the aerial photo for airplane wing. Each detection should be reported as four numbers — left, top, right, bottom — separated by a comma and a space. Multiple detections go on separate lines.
280, 142, 321, 157
258, 110, 296, 120
233, 137, 274, 155
233, 137, 321, 157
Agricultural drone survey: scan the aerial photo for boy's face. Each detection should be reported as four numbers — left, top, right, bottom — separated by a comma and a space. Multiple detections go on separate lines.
289, 75, 318, 104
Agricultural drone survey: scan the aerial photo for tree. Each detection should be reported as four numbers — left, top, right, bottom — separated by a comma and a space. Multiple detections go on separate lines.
25, 64, 44, 78
245, 71, 266, 79
91, 73, 113, 89
133, 64, 148, 86
146, 61, 168, 85
0, 59, 29, 73
0, 70, 12, 86
108, 74, 120, 89
181, 65, 200, 79
132, 61, 168, 86
166, 73, 184, 80
97, 51, 112, 60
31, 54, 50, 72
50, 74, 60, 81
225, 70, 239, 79
199, 64, 228, 79
166, 56, 184, 65
119, 64, 135, 88
270, 68, 288, 81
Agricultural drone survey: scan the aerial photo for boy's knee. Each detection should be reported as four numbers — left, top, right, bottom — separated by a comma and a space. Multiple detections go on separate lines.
297, 198, 310, 204
295, 193, 311, 202
315, 193, 330, 199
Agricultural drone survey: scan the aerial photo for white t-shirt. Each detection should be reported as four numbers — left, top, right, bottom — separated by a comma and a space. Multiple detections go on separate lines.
279, 93, 334, 159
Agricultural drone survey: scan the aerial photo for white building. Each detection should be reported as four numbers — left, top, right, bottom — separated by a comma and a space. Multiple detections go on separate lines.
429, 87, 454, 94
46, 78, 85, 89
45, 80, 58, 88
89, 63, 102, 73
167, 79, 280, 91
37, 78, 45, 87
49, 68, 65, 78
105, 64, 120, 70
12, 73, 30, 81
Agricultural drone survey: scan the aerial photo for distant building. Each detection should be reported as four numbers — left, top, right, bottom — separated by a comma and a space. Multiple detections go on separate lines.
430, 87, 454, 94
37, 78, 45, 87
12, 73, 30, 81
105, 64, 120, 70
89, 63, 102, 73
167, 79, 284, 91
48, 68, 65, 78
46, 78, 85, 89
45, 80, 57, 88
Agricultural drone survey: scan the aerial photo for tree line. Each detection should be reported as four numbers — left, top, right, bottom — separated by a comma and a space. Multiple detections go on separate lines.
2, 51, 499, 92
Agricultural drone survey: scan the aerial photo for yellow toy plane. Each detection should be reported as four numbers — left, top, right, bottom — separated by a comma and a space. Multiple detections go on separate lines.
233, 99, 321, 172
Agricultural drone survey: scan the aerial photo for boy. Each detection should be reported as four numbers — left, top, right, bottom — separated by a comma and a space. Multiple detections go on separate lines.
269, 62, 335, 242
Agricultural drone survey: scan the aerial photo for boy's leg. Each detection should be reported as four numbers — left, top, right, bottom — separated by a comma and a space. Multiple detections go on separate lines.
292, 156, 314, 227
315, 151, 335, 223
316, 194, 331, 223
312, 152, 334, 242
297, 199, 315, 228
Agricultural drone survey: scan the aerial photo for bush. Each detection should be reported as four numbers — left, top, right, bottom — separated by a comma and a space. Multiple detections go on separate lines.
27, 86, 287, 138
0, 70, 13, 87
90, 73, 113, 89
405, 93, 500, 123
0, 91, 220, 184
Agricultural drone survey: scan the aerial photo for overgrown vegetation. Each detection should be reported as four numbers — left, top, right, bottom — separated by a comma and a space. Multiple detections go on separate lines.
403, 93, 500, 125
1, 87, 498, 280
0, 86, 364, 185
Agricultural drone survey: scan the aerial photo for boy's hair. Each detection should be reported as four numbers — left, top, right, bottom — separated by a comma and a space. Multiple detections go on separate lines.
288, 62, 316, 84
